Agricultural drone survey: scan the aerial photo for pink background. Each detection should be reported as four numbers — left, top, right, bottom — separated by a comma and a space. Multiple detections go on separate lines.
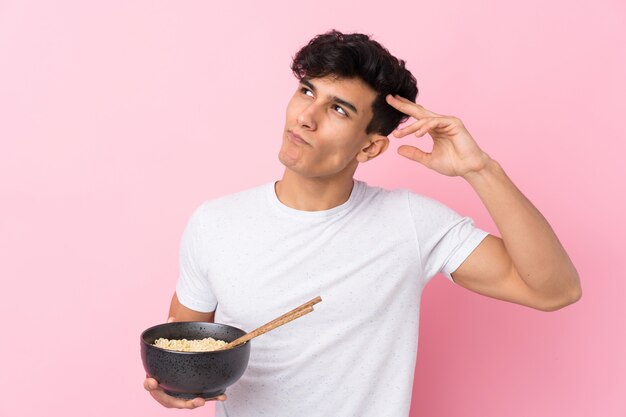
1, 1, 624, 416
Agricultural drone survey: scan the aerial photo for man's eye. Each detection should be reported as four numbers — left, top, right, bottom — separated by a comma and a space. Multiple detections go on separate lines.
300, 87, 314, 97
334, 105, 347, 116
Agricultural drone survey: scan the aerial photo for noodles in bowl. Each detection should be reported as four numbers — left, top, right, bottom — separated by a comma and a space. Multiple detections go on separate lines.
153, 337, 227, 352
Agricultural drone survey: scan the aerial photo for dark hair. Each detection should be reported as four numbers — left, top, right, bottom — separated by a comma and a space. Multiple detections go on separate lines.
291, 29, 418, 136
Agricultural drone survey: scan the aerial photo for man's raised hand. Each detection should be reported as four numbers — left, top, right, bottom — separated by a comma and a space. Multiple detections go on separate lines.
385, 94, 491, 178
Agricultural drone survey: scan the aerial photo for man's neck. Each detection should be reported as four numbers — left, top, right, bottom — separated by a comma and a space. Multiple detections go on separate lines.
275, 170, 356, 212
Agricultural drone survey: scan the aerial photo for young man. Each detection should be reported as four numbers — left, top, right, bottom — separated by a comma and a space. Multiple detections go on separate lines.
144, 30, 581, 416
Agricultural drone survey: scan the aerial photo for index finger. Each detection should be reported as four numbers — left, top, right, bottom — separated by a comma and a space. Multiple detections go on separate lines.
385, 94, 440, 119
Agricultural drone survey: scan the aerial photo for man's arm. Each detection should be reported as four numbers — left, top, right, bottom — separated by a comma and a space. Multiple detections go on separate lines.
385, 94, 581, 311
451, 159, 580, 311
144, 292, 224, 409
167, 292, 215, 322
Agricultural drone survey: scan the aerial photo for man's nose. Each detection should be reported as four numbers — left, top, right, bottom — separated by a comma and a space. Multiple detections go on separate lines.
297, 103, 319, 130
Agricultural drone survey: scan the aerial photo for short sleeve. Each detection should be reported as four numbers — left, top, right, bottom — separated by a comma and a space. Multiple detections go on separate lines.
175, 204, 218, 312
407, 192, 489, 283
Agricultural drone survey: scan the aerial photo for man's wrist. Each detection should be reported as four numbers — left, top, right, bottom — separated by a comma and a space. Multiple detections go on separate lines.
461, 156, 503, 186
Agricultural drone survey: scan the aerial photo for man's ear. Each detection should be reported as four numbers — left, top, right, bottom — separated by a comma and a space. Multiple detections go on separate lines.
356, 134, 390, 163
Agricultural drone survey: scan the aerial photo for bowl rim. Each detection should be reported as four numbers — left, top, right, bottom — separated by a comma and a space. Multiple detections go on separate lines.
141, 321, 249, 354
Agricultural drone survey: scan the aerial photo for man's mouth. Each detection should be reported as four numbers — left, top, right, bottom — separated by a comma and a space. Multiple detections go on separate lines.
288, 130, 310, 146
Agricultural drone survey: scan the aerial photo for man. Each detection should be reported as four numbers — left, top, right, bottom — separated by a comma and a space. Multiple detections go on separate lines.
144, 30, 581, 416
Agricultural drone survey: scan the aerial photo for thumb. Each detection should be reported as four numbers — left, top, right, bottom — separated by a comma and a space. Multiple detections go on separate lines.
167, 316, 175, 323
398, 145, 430, 166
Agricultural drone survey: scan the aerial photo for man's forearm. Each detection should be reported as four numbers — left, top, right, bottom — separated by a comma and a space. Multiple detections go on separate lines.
463, 158, 581, 301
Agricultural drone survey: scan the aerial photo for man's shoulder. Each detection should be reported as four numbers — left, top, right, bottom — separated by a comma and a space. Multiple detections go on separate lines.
215, 182, 270, 203
357, 180, 452, 213
357, 180, 416, 205
193, 182, 272, 218
357, 180, 400, 198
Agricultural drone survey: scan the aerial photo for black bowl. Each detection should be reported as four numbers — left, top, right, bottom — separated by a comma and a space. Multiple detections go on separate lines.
141, 322, 251, 399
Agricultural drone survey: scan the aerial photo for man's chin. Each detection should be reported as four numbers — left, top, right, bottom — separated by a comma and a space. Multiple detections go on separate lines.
278, 147, 302, 169
277, 153, 313, 177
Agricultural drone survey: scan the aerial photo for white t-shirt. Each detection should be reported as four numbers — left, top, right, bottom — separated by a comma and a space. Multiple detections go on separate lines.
176, 179, 489, 417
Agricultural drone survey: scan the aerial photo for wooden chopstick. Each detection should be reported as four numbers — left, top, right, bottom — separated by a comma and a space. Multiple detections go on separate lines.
263, 296, 322, 328
218, 296, 322, 350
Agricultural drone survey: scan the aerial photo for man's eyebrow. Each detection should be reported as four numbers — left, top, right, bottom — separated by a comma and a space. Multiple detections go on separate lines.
300, 78, 359, 115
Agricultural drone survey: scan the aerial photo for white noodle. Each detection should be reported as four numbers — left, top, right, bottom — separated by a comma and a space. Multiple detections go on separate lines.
153, 337, 228, 352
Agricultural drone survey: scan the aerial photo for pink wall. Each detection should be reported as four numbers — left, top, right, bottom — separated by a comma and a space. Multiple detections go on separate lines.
1, 1, 624, 416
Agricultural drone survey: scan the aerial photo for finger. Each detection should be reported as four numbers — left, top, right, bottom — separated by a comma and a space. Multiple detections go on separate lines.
167, 316, 175, 323
385, 94, 440, 119
145, 377, 226, 408
144, 377, 159, 391
148, 387, 207, 409
182, 394, 228, 407
397, 117, 455, 140
393, 117, 438, 138
188, 394, 227, 402
393, 95, 442, 117
397, 145, 431, 166
415, 117, 457, 137
189, 397, 207, 408
144, 378, 193, 409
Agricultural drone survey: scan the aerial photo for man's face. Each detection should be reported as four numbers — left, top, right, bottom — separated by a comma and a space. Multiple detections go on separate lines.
279, 75, 383, 180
